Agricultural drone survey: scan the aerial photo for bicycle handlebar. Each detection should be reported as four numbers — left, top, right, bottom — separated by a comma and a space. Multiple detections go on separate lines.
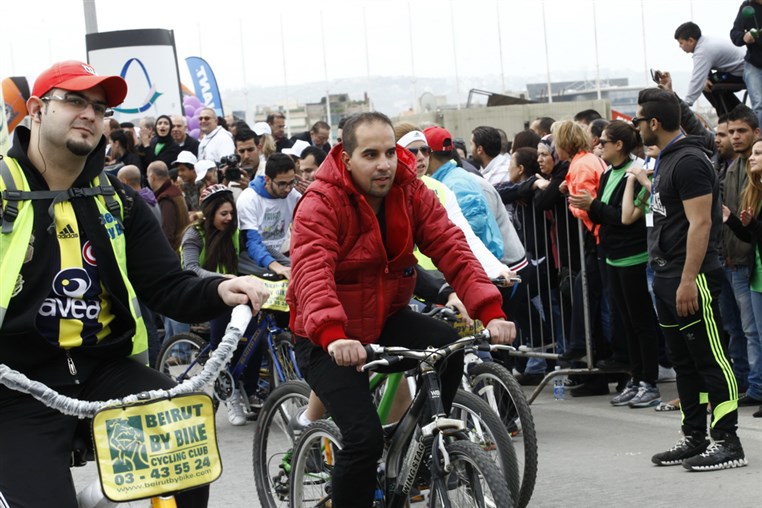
361, 331, 517, 372
0, 305, 254, 418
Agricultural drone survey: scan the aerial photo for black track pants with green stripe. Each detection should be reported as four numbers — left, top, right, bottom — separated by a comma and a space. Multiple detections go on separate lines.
652, 269, 738, 437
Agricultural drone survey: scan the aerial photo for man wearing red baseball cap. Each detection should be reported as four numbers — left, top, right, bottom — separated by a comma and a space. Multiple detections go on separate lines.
0, 61, 270, 507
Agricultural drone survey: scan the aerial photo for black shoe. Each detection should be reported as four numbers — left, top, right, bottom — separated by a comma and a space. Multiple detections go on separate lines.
737, 394, 762, 407
651, 432, 709, 466
559, 348, 587, 362
682, 433, 747, 471
596, 358, 630, 372
515, 373, 544, 386
569, 378, 609, 397
753, 406, 762, 418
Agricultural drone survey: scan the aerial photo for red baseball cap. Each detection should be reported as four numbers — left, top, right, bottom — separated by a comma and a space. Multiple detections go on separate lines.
423, 126, 454, 152
32, 60, 128, 107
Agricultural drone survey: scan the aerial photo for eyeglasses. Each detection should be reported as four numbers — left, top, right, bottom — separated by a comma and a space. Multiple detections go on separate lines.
599, 139, 613, 146
199, 116, 213, 121
631, 116, 652, 128
272, 179, 296, 188
41, 94, 113, 118
408, 146, 431, 156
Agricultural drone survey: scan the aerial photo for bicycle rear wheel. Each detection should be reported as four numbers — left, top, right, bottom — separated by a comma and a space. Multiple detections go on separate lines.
452, 389, 519, 503
253, 380, 311, 508
288, 420, 343, 508
466, 362, 537, 508
428, 440, 513, 508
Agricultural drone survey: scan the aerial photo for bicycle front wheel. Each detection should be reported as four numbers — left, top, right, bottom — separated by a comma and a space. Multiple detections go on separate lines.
288, 420, 343, 508
253, 380, 311, 508
467, 361, 537, 508
428, 440, 514, 508
452, 389, 519, 503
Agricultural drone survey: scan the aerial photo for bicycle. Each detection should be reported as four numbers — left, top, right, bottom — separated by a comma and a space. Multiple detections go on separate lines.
253, 324, 518, 507
421, 305, 538, 508
156, 273, 301, 420
0, 305, 254, 508
288, 332, 514, 507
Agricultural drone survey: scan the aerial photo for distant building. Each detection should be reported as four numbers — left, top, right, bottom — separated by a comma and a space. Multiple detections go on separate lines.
255, 92, 371, 139
526, 78, 640, 117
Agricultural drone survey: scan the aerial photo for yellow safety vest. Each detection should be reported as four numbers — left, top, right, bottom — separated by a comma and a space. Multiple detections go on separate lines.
0, 156, 147, 359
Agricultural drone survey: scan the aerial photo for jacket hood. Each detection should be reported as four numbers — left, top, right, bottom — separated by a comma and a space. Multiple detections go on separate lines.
659, 135, 713, 159
250, 175, 277, 198
316, 142, 418, 194
138, 186, 158, 206
8, 126, 108, 189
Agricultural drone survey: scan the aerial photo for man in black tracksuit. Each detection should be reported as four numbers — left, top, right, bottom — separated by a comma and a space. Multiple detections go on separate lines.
633, 88, 746, 471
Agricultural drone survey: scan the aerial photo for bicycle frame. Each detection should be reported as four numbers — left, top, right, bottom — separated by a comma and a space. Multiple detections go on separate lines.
365, 351, 468, 508
173, 310, 301, 399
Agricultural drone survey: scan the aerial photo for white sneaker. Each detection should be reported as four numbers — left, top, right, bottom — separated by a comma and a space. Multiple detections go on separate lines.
226, 390, 247, 426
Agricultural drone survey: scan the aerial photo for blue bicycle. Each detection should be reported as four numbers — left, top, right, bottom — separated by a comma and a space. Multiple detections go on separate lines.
156, 274, 301, 419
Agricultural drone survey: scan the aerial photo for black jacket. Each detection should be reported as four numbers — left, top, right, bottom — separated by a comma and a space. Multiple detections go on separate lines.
587, 162, 648, 262
648, 136, 722, 278
1, 127, 229, 388
731, 0, 762, 68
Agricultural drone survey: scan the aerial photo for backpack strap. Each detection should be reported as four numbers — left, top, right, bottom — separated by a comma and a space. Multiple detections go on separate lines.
0, 158, 123, 234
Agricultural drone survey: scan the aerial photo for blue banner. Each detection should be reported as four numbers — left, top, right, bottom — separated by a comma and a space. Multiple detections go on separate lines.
185, 56, 224, 117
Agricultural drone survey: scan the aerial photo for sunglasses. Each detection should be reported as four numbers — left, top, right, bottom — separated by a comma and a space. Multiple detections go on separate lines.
631, 116, 653, 128
408, 146, 431, 156
199, 116, 213, 121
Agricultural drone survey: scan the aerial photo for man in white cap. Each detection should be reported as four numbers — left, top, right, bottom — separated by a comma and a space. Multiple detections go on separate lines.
173, 150, 201, 212
0, 59, 269, 508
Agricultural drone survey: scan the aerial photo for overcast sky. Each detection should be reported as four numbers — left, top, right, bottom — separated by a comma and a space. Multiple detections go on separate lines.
0, 0, 745, 105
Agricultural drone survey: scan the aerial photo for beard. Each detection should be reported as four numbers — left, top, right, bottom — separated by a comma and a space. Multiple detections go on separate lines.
66, 139, 95, 156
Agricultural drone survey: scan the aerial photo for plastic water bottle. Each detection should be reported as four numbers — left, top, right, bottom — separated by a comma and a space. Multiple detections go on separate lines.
553, 366, 566, 400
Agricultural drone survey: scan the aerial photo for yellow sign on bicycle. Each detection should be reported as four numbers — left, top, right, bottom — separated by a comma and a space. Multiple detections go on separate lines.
92, 393, 221, 502
251, 275, 289, 311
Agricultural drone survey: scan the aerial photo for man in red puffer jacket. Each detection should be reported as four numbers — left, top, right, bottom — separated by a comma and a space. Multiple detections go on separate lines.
287, 111, 516, 507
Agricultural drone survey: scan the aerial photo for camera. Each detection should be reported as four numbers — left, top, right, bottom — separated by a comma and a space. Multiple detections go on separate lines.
219, 153, 242, 182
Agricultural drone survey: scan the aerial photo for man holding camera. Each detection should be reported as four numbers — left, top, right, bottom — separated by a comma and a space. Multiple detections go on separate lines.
236, 153, 301, 278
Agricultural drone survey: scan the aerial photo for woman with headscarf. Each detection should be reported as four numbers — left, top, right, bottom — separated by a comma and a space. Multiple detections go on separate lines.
142, 114, 183, 169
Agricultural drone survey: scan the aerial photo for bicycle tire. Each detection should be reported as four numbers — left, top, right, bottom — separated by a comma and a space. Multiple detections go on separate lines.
288, 420, 343, 508
253, 380, 311, 508
427, 440, 514, 508
452, 389, 519, 504
155, 332, 208, 383
466, 361, 537, 508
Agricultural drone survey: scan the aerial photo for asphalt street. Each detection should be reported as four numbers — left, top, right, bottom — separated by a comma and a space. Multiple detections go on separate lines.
72, 379, 761, 507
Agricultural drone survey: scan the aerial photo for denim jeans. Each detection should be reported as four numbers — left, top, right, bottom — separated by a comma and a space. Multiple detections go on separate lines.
721, 267, 750, 391
726, 266, 762, 399
744, 61, 762, 129
749, 290, 762, 398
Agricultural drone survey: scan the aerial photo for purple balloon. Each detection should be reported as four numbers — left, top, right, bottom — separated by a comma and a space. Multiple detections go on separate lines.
184, 105, 195, 117
189, 128, 201, 139
188, 116, 200, 131
185, 96, 202, 109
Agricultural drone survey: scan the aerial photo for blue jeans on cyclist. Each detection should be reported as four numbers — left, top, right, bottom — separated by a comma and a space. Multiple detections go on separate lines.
294, 307, 463, 508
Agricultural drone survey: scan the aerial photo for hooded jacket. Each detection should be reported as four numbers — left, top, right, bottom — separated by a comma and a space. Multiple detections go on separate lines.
648, 135, 722, 278
286, 144, 505, 350
0, 127, 228, 388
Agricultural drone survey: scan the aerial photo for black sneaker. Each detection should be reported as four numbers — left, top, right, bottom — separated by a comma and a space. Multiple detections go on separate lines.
651, 433, 709, 466
682, 434, 748, 471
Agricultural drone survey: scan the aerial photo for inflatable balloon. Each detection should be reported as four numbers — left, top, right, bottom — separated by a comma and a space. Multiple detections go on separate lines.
188, 116, 200, 132
185, 95, 202, 109
184, 104, 195, 117
189, 128, 201, 139
742, 5, 756, 18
